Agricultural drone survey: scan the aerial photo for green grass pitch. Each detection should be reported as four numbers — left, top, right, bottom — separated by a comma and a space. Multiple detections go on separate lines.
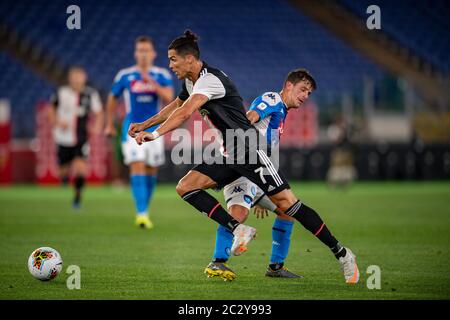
0, 181, 449, 299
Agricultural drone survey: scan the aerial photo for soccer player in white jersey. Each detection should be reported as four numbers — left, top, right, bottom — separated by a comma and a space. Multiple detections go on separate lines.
130, 31, 359, 284
104, 36, 174, 229
48, 66, 103, 209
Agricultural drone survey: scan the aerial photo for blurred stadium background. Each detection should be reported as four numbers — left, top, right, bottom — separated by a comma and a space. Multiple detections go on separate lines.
0, 0, 449, 186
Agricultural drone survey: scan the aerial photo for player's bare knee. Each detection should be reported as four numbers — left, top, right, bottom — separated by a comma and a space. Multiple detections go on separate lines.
177, 174, 203, 196
269, 189, 298, 213
129, 161, 146, 175
175, 179, 190, 196
229, 205, 249, 223
146, 166, 158, 175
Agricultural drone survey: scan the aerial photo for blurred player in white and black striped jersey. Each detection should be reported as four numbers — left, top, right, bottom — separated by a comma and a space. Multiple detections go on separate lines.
48, 66, 103, 209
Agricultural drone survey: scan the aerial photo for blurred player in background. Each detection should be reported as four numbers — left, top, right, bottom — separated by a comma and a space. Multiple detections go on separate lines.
48, 66, 104, 209
104, 36, 174, 229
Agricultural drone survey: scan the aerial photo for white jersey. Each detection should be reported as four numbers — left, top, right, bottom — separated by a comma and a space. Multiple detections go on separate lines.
50, 86, 102, 146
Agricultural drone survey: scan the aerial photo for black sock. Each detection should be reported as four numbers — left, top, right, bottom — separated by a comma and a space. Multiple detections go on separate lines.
285, 201, 340, 252
61, 176, 69, 186
213, 258, 228, 263
181, 189, 240, 232
74, 176, 85, 204
269, 262, 284, 271
331, 243, 347, 259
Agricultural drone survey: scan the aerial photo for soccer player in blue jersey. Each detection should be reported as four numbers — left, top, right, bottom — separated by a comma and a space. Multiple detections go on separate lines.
104, 36, 174, 229
205, 70, 312, 280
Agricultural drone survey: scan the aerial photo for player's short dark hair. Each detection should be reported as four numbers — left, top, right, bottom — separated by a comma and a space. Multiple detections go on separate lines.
168, 30, 200, 59
135, 35, 154, 46
284, 69, 317, 90
68, 65, 86, 74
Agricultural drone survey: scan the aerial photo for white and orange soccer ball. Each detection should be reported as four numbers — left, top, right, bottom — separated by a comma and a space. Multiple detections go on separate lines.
27, 247, 63, 281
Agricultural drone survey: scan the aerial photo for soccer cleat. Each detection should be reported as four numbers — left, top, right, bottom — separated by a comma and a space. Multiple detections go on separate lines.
265, 266, 303, 278
135, 215, 154, 229
204, 261, 236, 281
231, 224, 257, 256
338, 248, 360, 284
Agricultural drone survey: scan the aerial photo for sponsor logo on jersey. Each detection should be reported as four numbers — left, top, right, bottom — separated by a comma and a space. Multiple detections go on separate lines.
262, 92, 279, 105
243, 195, 252, 204
267, 93, 276, 101
130, 80, 155, 93
257, 102, 267, 110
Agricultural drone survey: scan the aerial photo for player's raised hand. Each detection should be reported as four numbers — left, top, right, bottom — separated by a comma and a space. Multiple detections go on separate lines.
58, 119, 70, 130
128, 122, 145, 138
135, 131, 156, 145
253, 204, 269, 219
104, 124, 117, 137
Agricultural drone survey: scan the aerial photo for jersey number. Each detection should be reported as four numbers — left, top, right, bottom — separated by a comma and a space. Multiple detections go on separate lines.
254, 167, 267, 184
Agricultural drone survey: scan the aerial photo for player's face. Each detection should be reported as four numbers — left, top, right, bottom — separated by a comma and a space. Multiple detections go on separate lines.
168, 49, 191, 80
286, 80, 313, 109
68, 69, 87, 91
134, 41, 156, 67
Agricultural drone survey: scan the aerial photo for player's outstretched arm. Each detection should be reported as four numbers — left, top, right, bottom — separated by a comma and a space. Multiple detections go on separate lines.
104, 94, 118, 137
135, 94, 208, 144
128, 97, 183, 138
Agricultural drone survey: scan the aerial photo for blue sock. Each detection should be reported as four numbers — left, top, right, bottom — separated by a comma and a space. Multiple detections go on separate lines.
213, 225, 234, 262
130, 175, 148, 215
270, 218, 294, 264
146, 175, 157, 208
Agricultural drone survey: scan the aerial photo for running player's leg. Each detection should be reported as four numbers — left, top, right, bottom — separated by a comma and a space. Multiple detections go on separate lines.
252, 189, 300, 277
236, 149, 359, 283
122, 134, 152, 228
140, 136, 165, 228
269, 188, 359, 283
205, 177, 255, 281
176, 164, 256, 248
176, 166, 241, 230
211, 177, 255, 265
58, 164, 70, 185
72, 156, 87, 209
57, 146, 72, 185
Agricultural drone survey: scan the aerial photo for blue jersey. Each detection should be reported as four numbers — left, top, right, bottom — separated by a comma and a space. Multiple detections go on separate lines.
111, 66, 173, 141
249, 91, 287, 149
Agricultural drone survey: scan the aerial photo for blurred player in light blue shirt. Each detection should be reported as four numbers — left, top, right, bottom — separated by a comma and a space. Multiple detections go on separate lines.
105, 36, 174, 229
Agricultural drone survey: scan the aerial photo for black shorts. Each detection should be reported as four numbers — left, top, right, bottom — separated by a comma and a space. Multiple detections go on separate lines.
192, 149, 290, 196
57, 143, 88, 166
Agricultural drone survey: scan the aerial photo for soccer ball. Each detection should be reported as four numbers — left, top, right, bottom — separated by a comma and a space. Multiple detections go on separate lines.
28, 247, 63, 281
